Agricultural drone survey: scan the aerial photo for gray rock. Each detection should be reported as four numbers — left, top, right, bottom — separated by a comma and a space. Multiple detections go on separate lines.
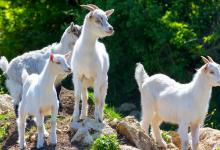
70, 118, 116, 146
120, 144, 140, 150
117, 103, 137, 113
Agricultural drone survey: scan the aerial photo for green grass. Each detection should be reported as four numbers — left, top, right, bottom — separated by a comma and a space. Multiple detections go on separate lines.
104, 105, 122, 121
90, 134, 120, 150
161, 131, 171, 144
0, 112, 13, 147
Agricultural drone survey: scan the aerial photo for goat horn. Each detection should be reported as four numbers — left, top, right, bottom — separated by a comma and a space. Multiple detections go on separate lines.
80, 4, 94, 11
201, 56, 209, 64
207, 56, 214, 62
87, 4, 99, 9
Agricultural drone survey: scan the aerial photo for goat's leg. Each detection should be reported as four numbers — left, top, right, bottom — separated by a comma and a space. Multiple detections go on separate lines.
151, 115, 167, 148
190, 123, 200, 150
55, 82, 63, 112
94, 82, 102, 122
140, 93, 154, 135
17, 111, 27, 149
72, 76, 82, 122
80, 87, 88, 120
99, 81, 108, 122
42, 116, 49, 137
178, 122, 189, 150
6, 79, 22, 118
50, 105, 58, 145
36, 114, 44, 149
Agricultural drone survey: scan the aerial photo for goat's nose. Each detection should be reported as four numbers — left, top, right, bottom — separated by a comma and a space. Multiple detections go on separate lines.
109, 26, 113, 31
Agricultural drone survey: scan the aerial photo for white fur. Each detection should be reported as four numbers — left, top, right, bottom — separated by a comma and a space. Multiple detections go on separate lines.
0, 23, 81, 107
135, 57, 220, 150
17, 53, 71, 149
71, 4, 114, 122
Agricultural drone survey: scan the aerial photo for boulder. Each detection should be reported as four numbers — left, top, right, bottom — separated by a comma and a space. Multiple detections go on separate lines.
70, 118, 116, 146
189, 127, 220, 150
0, 94, 13, 114
117, 103, 137, 113
120, 144, 140, 150
115, 116, 158, 150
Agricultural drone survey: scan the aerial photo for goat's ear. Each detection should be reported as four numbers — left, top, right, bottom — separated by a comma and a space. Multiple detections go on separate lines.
203, 64, 209, 73
201, 56, 209, 64
64, 51, 71, 59
87, 4, 99, 9
50, 53, 54, 62
88, 11, 94, 19
70, 22, 76, 32
207, 56, 214, 62
80, 4, 94, 11
105, 9, 114, 17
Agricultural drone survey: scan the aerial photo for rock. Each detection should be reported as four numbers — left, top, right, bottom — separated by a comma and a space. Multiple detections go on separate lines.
168, 131, 181, 149
117, 103, 137, 113
109, 118, 119, 129
189, 127, 220, 150
115, 116, 158, 150
0, 94, 13, 114
71, 127, 93, 146
120, 144, 140, 150
129, 110, 141, 120
70, 118, 116, 146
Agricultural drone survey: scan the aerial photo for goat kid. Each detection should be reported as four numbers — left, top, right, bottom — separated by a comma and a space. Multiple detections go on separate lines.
17, 53, 71, 149
71, 4, 114, 123
135, 56, 220, 150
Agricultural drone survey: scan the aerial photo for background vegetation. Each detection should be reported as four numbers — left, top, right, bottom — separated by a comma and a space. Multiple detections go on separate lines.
0, 0, 220, 128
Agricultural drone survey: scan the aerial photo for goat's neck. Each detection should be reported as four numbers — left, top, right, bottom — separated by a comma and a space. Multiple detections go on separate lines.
80, 23, 98, 47
53, 42, 72, 54
39, 61, 57, 90
191, 71, 212, 104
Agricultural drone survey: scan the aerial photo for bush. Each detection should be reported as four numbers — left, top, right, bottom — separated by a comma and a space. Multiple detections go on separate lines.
91, 134, 120, 150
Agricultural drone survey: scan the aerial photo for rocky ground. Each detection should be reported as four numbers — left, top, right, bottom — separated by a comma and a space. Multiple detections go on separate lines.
1, 88, 220, 150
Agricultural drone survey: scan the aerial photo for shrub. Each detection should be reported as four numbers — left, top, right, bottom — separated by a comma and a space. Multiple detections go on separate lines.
90, 134, 120, 150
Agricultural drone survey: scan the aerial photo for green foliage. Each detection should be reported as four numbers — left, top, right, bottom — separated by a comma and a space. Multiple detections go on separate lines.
0, 112, 12, 145
161, 131, 171, 144
1, 0, 220, 129
104, 105, 122, 121
91, 134, 120, 150
0, 72, 7, 94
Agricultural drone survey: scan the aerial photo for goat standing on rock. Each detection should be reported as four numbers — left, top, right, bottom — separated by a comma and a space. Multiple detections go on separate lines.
135, 56, 220, 150
17, 53, 71, 149
71, 4, 114, 123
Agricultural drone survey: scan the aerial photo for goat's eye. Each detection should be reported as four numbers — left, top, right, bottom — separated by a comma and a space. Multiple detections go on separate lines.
56, 62, 61, 64
96, 19, 101, 24
210, 71, 215, 74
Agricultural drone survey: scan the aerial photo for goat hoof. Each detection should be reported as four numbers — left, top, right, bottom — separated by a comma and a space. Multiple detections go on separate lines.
44, 131, 49, 137
19, 142, 27, 149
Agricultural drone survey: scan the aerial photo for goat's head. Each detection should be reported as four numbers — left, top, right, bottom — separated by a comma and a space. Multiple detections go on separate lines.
81, 4, 114, 38
201, 56, 220, 87
49, 53, 71, 74
61, 22, 81, 44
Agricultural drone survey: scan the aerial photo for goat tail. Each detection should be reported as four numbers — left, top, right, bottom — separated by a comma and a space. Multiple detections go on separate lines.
135, 63, 149, 90
0, 56, 9, 73
21, 69, 29, 84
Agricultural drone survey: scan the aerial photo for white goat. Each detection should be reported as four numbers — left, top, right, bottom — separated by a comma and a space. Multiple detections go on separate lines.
135, 56, 220, 150
71, 4, 114, 122
18, 53, 71, 149
0, 22, 81, 117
